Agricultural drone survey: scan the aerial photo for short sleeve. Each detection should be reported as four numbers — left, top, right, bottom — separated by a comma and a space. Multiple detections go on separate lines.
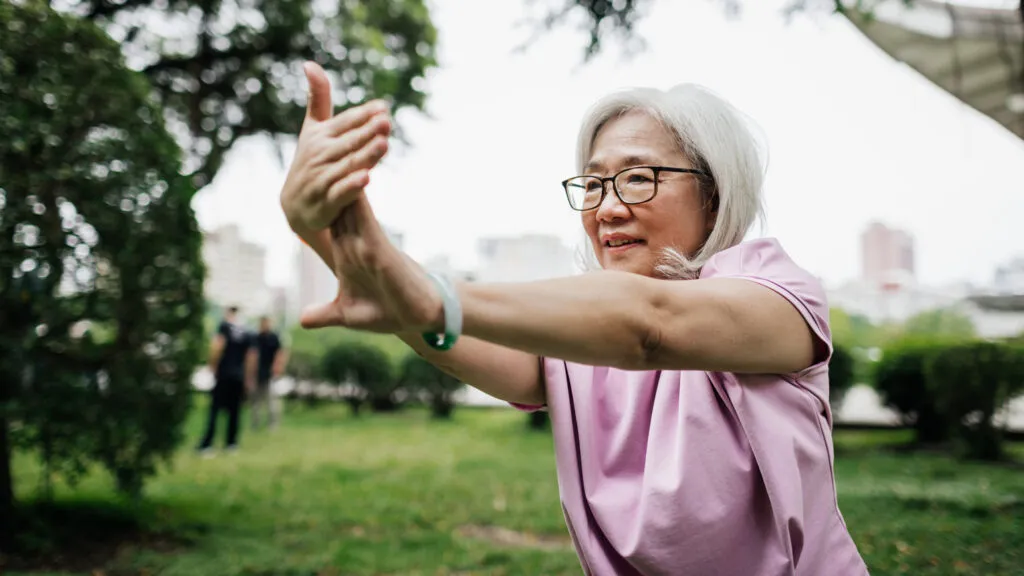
699, 238, 832, 374
217, 320, 230, 338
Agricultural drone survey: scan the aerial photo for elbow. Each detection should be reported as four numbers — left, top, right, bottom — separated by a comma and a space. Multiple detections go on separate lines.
622, 313, 665, 371
613, 283, 670, 371
620, 281, 701, 372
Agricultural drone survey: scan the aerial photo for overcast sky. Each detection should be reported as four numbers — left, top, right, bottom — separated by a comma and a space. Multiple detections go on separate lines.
192, 0, 1024, 290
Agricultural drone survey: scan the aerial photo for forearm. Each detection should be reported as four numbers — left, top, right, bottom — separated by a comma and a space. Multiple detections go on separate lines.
297, 225, 544, 405
458, 272, 657, 370
398, 333, 545, 405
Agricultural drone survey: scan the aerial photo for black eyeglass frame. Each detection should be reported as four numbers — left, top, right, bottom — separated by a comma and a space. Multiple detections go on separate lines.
560, 165, 709, 212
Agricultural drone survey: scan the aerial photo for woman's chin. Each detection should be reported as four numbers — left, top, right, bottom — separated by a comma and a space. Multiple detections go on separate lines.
599, 250, 653, 276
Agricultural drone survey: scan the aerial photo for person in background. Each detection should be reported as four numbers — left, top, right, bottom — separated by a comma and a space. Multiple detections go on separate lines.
198, 305, 252, 455
249, 315, 287, 431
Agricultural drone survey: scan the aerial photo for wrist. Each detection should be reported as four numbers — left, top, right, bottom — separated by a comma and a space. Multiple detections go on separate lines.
420, 273, 463, 350
426, 279, 447, 333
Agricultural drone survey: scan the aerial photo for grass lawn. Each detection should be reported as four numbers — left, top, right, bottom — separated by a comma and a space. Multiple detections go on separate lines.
7, 397, 1024, 576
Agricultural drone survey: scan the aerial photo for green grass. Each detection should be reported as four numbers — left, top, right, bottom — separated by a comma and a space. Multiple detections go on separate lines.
7, 399, 1024, 575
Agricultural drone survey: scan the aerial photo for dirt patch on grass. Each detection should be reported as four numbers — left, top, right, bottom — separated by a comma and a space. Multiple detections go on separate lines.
455, 524, 572, 551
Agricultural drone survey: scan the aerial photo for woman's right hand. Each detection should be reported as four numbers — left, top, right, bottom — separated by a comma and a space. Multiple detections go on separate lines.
280, 61, 392, 235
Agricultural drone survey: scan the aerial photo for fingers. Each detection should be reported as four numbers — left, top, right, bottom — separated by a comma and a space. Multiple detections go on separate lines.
323, 130, 388, 184
319, 134, 388, 215
320, 114, 390, 164
303, 62, 333, 122
323, 99, 391, 138
323, 169, 371, 219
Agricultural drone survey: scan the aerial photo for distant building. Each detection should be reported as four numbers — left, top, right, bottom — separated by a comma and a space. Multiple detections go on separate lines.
828, 221, 955, 323
860, 221, 914, 286
202, 224, 271, 317
963, 256, 1024, 339
293, 225, 405, 317
422, 254, 476, 282
992, 257, 1024, 295
827, 280, 969, 325
269, 286, 290, 326
297, 241, 335, 314
476, 234, 577, 283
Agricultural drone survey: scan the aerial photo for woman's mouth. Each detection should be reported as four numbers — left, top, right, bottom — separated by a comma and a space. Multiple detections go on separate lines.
604, 239, 645, 252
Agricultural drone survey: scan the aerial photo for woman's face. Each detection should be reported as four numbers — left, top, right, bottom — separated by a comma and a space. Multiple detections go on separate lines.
582, 111, 715, 277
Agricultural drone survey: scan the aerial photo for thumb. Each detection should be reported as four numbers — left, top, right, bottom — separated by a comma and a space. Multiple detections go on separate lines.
300, 300, 346, 330
300, 299, 383, 331
303, 61, 333, 122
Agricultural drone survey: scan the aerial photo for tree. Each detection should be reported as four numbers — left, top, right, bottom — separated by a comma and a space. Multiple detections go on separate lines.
0, 1, 205, 548
57, 0, 438, 188
536, 0, 932, 59
900, 307, 976, 340
399, 356, 463, 419
830, 308, 880, 350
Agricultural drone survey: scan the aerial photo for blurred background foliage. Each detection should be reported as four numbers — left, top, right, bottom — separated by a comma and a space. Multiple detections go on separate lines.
0, 0, 206, 547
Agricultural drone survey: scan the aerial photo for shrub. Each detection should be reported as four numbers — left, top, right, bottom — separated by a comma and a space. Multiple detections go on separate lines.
828, 344, 856, 411
399, 356, 462, 419
873, 339, 949, 444
321, 343, 398, 413
924, 341, 1024, 460
527, 410, 550, 431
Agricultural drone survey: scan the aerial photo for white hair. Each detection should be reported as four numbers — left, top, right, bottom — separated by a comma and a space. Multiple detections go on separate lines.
574, 85, 768, 279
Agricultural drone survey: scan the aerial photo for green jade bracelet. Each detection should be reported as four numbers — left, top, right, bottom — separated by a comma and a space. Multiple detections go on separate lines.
422, 273, 462, 351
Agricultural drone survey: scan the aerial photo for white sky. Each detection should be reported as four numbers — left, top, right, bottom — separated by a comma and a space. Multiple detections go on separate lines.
192, 0, 1024, 290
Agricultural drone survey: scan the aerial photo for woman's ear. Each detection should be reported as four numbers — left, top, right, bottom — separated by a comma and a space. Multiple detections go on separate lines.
704, 193, 718, 235
705, 209, 717, 235
704, 186, 720, 235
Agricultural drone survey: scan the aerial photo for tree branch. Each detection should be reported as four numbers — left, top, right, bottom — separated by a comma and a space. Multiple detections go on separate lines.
84, 0, 153, 20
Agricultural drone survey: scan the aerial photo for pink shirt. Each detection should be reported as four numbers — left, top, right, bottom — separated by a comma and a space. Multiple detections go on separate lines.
515, 238, 868, 575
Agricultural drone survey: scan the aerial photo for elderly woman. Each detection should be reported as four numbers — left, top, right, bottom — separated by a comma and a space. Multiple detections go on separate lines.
282, 62, 869, 575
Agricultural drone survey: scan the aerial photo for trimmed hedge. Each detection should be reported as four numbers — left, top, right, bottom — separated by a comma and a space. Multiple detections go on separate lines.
874, 338, 1024, 460
829, 344, 856, 412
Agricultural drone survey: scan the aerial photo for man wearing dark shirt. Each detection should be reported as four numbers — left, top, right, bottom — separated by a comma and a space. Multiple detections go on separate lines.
198, 306, 253, 454
251, 315, 287, 430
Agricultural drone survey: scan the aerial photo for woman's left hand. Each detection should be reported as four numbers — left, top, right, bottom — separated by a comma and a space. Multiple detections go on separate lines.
299, 194, 443, 336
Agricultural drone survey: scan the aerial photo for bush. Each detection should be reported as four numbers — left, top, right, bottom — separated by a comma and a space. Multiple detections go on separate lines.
527, 410, 550, 431
284, 348, 323, 408
873, 339, 950, 444
399, 356, 462, 419
874, 337, 1024, 460
321, 343, 398, 413
828, 344, 855, 411
924, 341, 1024, 460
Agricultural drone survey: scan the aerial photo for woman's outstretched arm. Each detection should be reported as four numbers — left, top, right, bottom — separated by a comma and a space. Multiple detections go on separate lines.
456, 272, 818, 375
300, 228, 546, 406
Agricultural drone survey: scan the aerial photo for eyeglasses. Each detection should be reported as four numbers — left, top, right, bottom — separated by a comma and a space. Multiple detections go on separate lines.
561, 165, 708, 212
